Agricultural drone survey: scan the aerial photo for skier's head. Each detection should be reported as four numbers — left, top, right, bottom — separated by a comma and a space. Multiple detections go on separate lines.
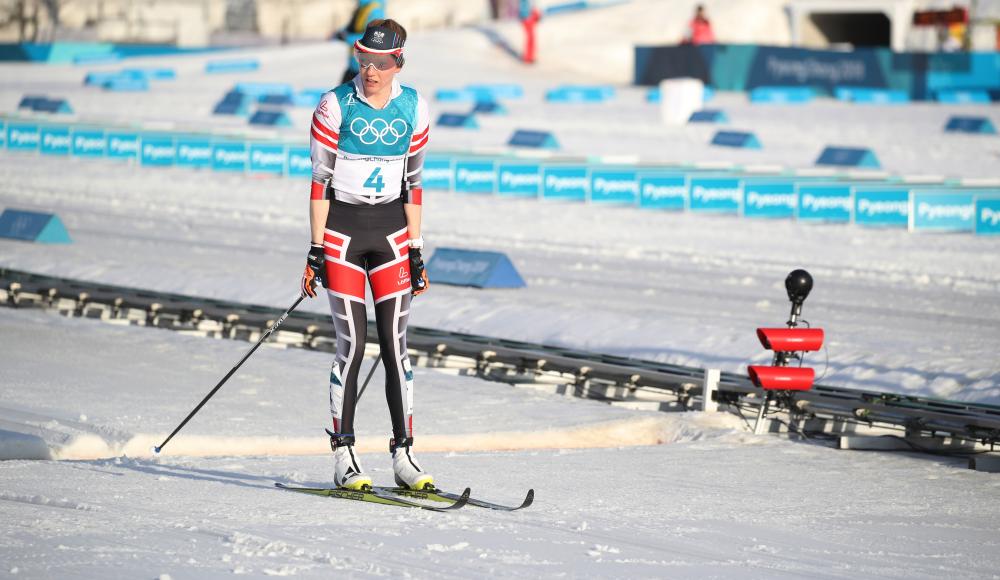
355, 19, 407, 69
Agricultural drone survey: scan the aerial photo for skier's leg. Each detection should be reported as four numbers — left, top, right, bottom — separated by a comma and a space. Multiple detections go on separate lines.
323, 220, 372, 490
368, 222, 433, 490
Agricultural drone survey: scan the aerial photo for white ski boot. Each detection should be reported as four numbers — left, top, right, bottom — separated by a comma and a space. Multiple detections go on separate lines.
391, 437, 434, 491
328, 431, 372, 491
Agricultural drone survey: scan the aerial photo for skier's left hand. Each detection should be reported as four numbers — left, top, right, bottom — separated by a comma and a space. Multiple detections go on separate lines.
302, 244, 326, 297
409, 248, 429, 296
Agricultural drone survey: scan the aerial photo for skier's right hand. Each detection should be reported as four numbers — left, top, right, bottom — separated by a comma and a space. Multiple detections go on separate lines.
302, 244, 326, 298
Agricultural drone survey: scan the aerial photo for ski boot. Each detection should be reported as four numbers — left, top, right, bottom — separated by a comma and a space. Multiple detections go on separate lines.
327, 430, 372, 491
391, 437, 434, 491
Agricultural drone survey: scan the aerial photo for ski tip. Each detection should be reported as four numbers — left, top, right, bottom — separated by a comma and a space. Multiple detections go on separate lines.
522, 489, 535, 509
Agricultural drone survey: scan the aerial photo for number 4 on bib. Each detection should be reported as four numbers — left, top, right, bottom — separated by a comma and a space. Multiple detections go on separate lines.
364, 168, 385, 193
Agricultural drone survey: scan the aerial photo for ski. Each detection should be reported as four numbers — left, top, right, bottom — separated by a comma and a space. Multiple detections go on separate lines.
376, 485, 534, 512
274, 482, 470, 512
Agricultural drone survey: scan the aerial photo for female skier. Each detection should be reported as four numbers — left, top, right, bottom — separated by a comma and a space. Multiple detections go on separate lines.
300, 19, 432, 491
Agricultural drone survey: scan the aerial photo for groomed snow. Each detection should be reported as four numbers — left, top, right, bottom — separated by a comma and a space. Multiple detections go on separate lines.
2, 308, 1000, 579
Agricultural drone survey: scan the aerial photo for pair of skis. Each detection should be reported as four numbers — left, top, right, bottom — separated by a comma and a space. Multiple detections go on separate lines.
275, 482, 533, 512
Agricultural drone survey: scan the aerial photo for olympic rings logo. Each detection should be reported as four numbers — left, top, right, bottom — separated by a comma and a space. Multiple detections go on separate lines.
350, 118, 408, 146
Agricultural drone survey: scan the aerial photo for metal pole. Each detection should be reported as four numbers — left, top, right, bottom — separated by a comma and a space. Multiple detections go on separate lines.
153, 293, 305, 454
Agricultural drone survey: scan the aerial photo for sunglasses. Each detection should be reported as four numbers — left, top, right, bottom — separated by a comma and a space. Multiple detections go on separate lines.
356, 51, 401, 71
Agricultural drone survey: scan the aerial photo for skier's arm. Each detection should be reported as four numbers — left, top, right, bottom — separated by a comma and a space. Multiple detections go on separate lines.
309, 93, 342, 239
403, 94, 430, 241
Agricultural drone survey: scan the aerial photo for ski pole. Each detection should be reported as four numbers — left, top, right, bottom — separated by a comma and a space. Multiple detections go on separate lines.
153, 292, 306, 454
356, 352, 381, 402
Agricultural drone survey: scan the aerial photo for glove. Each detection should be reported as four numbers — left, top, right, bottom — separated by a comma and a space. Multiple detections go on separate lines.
302, 244, 325, 298
409, 248, 429, 296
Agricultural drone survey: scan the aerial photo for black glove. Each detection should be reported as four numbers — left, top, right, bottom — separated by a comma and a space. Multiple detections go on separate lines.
302, 244, 326, 297
409, 248, 429, 296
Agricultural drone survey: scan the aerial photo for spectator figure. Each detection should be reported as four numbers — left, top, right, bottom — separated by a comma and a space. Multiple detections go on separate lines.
520, 0, 541, 64
684, 4, 715, 45
333, 0, 386, 85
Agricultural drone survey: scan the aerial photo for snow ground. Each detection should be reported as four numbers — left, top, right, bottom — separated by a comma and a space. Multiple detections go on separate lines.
2, 11, 1000, 578
2, 308, 999, 579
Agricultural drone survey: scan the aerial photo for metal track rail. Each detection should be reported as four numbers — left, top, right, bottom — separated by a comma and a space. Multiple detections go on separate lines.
3, 267, 999, 450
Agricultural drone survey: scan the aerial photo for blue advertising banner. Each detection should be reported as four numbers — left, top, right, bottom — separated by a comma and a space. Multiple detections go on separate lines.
212, 141, 248, 172
797, 184, 852, 222
909, 191, 976, 233
590, 169, 639, 204
426, 247, 526, 289
542, 166, 588, 201
497, 163, 541, 197
0, 119, 5, 148
106, 132, 140, 160
853, 188, 909, 228
422, 157, 453, 191
286, 146, 311, 177
72, 130, 106, 157
975, 197, 1000, 235
140, 134, 176, 167
742, 180, 796, 218
249, 143, 286, 175
176, 138, 213, 168
454, 160, 495, 194
639, 173, 687, 210
689, 176, 741, 213
39, 126, 71, 155
7, 123, 39, 151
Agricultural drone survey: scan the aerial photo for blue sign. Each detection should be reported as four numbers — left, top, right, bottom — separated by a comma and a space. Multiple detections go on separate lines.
935, 89, 990, 104
39, 126, 71, 155
176, 138, 213, 168
854, 188, 909, 228
944, 116, 997, 135
72, 130, 106, 157
909, 191, 976, 233
689, 177, 741, 213
497, 163, 541, 197
437, 113, 478, 129
749, 86, 814, 103
0, 209, 71, 243
0, 119, 5, 148
466, 84, 524, 100
249, 144, 287, 174
435, 89, 477, 102
422, 157, 453, 191
206, 59, 260, 74
248, 110, 291, 127
797, 184, 852, 222
834, 87, 909, 104
976, 198, 1000, 235
472, 101, 507, 115
140, 134, 176, 166
545, 85, 614, 103
454, 160, 495, 194
743, 181, 796, 218
590, 169, 639, 204
286, 146, 311, 177
816, 146, 880, 169
107, 132, 140, 160
542, 166, 588, 201
212, 142, 248, 172
7, 124, 40, 151
639, 173, 687, 210
711, 130, 760, 149
689, 110, 728, 123
508, 129, 559, 149
426, 247, 526, 289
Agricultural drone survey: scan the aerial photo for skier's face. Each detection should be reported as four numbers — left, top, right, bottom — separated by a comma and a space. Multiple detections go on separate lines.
361, 63, 398, 96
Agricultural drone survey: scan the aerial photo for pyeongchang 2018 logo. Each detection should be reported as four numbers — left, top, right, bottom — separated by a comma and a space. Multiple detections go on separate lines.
746, 192, 796, 209
545, 174, 587, 192
456, 168, 494, 185
801, 194, 851, 213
